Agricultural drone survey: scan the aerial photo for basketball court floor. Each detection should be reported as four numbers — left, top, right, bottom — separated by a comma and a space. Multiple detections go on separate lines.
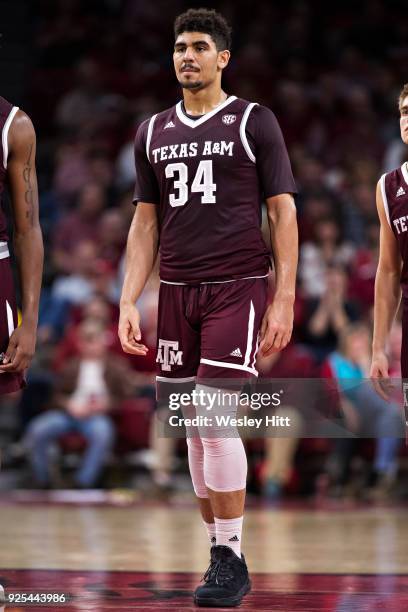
0, 492, 407, 611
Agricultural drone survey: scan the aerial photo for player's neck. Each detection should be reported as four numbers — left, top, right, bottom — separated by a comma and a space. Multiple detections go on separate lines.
182, 86, 228, 116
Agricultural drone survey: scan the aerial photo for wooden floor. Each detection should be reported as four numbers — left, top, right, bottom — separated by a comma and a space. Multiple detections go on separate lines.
0, 495, 407, 610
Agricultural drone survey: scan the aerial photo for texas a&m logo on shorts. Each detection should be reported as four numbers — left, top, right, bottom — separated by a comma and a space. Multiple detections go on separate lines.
222, 114, 236, 125
156, 339, 183, 371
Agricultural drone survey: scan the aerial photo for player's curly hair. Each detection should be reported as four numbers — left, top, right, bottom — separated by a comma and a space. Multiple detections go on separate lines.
174, 8, 232, 51
398, 83, 408, 111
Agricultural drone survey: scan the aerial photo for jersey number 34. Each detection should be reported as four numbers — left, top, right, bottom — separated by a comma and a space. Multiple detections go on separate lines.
165, 160, 216, 207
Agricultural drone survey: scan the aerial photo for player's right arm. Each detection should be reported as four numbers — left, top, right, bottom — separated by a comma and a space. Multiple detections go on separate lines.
118, 203, 159, 355
370, 179, 402, 399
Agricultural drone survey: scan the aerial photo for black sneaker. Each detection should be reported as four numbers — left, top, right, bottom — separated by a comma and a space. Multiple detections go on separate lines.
194, 545, 251, 607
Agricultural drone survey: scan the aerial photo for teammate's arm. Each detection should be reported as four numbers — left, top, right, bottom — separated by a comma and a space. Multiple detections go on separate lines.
370, 180, 402, 399
259, 193, 298, 355
0, 111, 43, 373
118, 203, 159, 355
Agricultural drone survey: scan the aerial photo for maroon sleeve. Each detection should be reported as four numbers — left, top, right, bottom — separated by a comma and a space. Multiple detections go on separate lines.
246, 105, 297, 199
133, 119, 160, 205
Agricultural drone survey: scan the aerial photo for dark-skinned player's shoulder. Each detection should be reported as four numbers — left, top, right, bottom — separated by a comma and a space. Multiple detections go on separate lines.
7, 109, 36, 157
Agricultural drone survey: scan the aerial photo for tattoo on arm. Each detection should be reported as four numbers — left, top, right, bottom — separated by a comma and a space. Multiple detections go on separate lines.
22, 143, 34, 226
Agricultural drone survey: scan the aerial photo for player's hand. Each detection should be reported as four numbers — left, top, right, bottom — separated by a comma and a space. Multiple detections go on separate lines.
370, 351, 392, 401
259, 300, 293, 356
118, 303, 148, 356
0, 323, 36, 373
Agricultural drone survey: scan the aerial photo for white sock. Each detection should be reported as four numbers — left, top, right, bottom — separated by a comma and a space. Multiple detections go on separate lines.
203, 521, 216, 546
215, 516, 243, 557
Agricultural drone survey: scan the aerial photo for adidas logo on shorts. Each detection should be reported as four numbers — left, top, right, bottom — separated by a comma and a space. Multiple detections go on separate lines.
230, 347, 242, 358
396, 186, 406, 197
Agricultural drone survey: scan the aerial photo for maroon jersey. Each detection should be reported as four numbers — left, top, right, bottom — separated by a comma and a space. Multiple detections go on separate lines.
381, 162, 408, 297
0, 96, 19, 242
134, 96, 297, 284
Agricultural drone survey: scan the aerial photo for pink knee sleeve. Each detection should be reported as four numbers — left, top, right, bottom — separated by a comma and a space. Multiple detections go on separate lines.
201, 437, 247, 492
187, 437, 208, 498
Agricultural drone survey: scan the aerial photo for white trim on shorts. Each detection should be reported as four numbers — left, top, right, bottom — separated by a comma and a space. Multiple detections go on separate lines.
146, 114, 157, 163
200, 358, 258, 377
251, 331, 261, 370
156, 375, 196, 383
0, 241, 10, 260
199, 299, 259, 376
380, 173, 391, 228
6, 300, 14, 336
243, 301, 255, 368
2, 106, 19, 170
160, 273, 269, 286
239, 102, 257, 163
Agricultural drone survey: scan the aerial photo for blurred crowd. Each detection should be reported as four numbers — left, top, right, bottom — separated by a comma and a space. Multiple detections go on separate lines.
1, 0, 407, 501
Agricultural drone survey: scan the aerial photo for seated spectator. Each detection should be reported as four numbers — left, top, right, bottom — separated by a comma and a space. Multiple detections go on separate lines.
24, 319, 133, 488
348, 220, 379, 314
342, 182, 379, 245
98, 209, 127, 268
51, 240, 110, 307
302, 264, 360, 363
55, 58, 107, 133
53, 296, 122, 371
299, 216, 354, 298
297, 194, 338, 244
37, 290, 72, 345
52, 183, 107, 274
255, 343, 316, 500
39, 256, 116, 345
322, 323, 403, 499
53, 136, 93, 204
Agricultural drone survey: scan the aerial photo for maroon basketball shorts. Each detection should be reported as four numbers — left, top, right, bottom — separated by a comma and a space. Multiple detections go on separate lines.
156, 277, 268, 398
0, 252, 25, 394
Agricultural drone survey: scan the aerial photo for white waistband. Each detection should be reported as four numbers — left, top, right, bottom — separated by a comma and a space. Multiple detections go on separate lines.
0, 242, 10, 259
160, 273, 269, 286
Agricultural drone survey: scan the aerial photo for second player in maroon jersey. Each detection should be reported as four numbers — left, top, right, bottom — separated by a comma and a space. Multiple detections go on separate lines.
0, 96, 43, 394
371, 83, 408, 397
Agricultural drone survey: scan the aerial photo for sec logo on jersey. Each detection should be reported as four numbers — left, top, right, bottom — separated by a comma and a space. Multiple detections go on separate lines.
222, 114, 236, 125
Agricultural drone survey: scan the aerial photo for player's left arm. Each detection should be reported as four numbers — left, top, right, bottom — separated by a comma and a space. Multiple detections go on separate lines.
248, 105, 298, 355
0, 111, 44, 373
259, 194, 298, 355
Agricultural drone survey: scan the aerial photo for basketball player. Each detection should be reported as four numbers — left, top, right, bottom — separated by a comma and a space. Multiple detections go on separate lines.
0, 98, 43, 604
119, 9, 297, 607
370, 84, 408, 407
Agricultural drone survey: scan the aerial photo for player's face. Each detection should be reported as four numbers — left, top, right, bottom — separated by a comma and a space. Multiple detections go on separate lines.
173, 32, 229, 91
400, 96, 408, 145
